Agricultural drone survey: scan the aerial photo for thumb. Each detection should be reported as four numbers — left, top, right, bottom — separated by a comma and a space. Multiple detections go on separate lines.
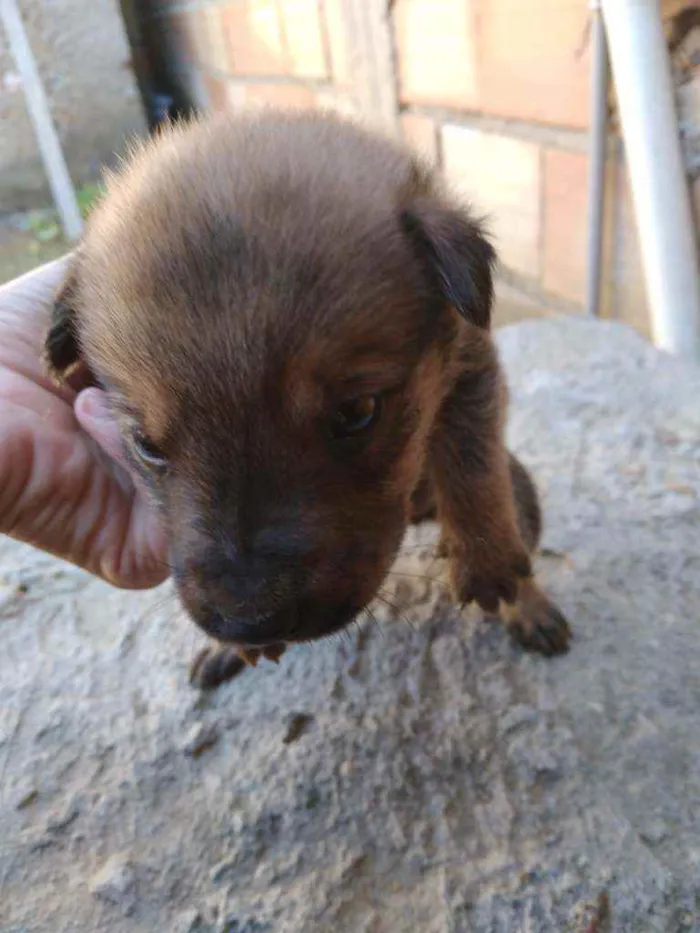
74, 387, 129, 471
74, 388, 170, 589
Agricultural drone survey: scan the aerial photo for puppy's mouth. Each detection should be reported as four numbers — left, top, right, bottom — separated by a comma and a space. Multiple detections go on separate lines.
197, 597, 364, 649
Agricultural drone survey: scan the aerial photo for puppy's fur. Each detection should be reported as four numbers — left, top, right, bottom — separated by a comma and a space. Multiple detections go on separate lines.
44, 109, 570, 688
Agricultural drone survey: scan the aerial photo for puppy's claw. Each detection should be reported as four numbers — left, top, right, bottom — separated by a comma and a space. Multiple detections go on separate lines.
503, 594, 572, 657
262, 643, 286, 663
237, 648, 260, 667
189, 646, 247, 691
435, 538, 450, 560
463, 579, 517, 613
450, 545, 531, 615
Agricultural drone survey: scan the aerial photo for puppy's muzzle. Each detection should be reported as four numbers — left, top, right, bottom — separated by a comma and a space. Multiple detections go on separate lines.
175, 543, 305, 643
173, 521, 365, 645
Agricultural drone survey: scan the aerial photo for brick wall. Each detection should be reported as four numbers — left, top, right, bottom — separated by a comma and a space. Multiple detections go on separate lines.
137, 0, 700, 337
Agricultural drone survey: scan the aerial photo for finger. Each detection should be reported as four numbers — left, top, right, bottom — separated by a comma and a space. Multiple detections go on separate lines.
75, 389, 170, 588
74, 388, 127, 466
0, 418, 169, 591
75, 387, 136, 498
0, 255, 73, 323
98, 487, 171, 591
0, 255, 77, 400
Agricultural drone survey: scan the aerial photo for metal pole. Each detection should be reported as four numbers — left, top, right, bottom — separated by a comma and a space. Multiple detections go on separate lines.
1, 0, 83, 241
601, 0, 700, 358
585, 2, 609, 318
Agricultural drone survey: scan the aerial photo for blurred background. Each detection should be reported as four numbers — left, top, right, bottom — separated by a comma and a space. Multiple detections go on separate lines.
1, 0, 699, 337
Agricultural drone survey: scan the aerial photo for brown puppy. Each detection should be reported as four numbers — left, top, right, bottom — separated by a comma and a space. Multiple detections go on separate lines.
43, 109, 571, 689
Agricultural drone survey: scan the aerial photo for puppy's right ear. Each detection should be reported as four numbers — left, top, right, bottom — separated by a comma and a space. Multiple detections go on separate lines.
43, 264, 83, 384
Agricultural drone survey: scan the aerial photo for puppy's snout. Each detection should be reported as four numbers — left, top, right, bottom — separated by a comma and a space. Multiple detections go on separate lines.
176, 527, 312, 644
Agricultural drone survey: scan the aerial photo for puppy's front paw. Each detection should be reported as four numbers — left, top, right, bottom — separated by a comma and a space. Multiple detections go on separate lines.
502, 582, 572, 656
189, 643, 287, 691
189, 646, 247, 690
447, 539, 532, 614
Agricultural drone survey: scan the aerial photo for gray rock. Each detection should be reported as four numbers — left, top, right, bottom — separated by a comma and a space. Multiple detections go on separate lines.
1, 318, 700, 932
45, 797, 80, 833
497, 702, 539, 736
12, 783, 39, 811
172, 908, 203, 933
210, 857, 241, 885
0, 579, 23, 613
181, 722, 220, 758
89, 855, 137, 915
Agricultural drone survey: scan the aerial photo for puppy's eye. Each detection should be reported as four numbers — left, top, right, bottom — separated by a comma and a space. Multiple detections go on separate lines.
330, 395, 382, 439
132, 430, 168, 472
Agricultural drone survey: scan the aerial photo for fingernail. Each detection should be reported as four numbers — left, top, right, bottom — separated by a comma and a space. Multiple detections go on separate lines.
75, 387, 111, 422
75, 388, 126, 465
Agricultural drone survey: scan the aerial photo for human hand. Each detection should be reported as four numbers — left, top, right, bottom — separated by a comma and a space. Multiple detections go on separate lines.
0, 257, 168, 588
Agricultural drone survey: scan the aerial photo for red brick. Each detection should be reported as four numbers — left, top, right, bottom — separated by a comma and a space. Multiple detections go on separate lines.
478, 0, 590, 128
494, 281, 552, 327
322, 0, 352, 87
543, 149, 588, 303
441, 125, 541, 278
241, 82, 318, 108
189, 6, 231, 72
544, 148, 628, 314
224, 83, 249, 110
222, 1, 289, 76
280, 0, 329, 78
315, 87, 359, 118
400, 113, 438, 164
184, 10, 208, 65
393, 0, 478, 109
203, 74, 230, 111
202, 78, 318, 113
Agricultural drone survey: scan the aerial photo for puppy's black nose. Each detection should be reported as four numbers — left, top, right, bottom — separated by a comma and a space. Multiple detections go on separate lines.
199, 607, 297, 646
176, 530, 311, 642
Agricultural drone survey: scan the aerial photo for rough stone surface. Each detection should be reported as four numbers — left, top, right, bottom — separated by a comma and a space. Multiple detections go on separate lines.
181, 722, 220, 759
1, 318, 699, 932
89, 854, 138, 916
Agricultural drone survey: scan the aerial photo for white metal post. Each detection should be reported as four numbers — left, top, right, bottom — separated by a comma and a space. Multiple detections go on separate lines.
601, 0, 700, 359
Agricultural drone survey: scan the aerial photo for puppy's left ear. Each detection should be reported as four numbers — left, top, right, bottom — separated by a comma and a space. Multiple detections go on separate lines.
400, 196, 496, 330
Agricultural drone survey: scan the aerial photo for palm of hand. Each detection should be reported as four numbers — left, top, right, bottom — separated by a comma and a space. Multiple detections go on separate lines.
0, 259, 167, 589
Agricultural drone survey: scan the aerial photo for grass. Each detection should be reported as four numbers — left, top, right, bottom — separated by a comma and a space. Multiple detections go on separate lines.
25, 182, 105, 244
0, 182, 106, 284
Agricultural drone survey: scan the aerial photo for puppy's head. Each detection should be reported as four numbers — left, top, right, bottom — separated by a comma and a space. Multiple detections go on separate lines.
46, 110, 495, 649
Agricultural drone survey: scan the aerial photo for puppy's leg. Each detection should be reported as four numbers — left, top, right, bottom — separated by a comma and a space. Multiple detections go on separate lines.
430, 331, 570, 655
503, 455, 571, 655
189, 646, 247, 691
409, 474, 437, 524
431, 330, 531, 611
189, 643, 286, 691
